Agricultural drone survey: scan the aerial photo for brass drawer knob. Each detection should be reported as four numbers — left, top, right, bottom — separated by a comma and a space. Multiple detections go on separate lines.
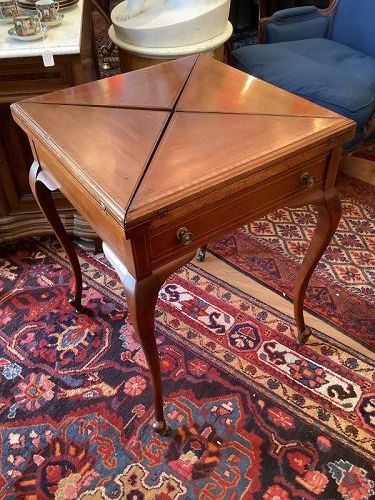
176, 227, 193, 245
300, 172, 315, 189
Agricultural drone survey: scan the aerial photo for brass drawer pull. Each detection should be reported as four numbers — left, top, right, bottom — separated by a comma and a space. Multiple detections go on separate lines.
176, 227, 193, 245
300, 172, 315, 189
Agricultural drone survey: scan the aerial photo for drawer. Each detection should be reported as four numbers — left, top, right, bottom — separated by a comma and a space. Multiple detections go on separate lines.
0, 57, 76, 102
149, 157, 326, 263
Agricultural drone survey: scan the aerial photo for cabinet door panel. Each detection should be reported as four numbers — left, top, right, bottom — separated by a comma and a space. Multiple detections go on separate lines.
0, 104, 33, 215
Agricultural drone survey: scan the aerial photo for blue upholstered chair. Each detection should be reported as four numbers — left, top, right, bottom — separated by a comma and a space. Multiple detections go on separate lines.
232, 0, 375, 151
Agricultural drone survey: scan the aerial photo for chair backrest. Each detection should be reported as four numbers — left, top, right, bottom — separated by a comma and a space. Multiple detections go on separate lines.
330, 0, 375, 58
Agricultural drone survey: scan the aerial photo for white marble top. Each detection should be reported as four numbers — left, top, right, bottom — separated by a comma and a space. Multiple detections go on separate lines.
109, 21, 233, 58
0, 0, 83, 59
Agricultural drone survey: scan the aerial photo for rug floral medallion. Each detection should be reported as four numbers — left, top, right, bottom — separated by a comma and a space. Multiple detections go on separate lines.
0, 229, 374, 498
209, 174, 375, 351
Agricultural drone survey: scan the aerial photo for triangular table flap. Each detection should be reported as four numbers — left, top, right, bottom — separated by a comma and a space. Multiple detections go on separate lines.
16, 102, 169, 220
128, 111, 348, 221
25, 54, 198, 110
177, 55, 340, 118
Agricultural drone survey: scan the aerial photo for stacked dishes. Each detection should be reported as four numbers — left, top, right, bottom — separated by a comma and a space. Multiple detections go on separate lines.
0, 0, 20, 23
17, 0, 78, 11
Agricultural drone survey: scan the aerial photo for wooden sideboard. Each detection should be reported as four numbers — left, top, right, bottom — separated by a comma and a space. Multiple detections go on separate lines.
0, 0, 98, 246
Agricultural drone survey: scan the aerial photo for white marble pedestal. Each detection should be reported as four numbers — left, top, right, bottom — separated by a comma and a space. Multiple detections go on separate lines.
108, 21, 232, 72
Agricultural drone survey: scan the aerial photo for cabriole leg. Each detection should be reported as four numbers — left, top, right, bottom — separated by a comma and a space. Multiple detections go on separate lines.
103, 242, 195, 435
29, 161, 83, 311
103, 242, 168, 434
125, 273, 169, 435
294, 188, 341, 343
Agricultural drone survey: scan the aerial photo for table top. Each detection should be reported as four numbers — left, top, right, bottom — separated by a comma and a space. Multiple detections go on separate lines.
11, 54, 355, 228
0, 1, 82, 59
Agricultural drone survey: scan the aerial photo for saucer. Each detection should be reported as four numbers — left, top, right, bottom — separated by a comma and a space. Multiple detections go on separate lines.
8, 24, 48, 41
17, 0, 78, 9
42, 12, 63, 26
0, 15, 16, 24
56, 0, 78, 10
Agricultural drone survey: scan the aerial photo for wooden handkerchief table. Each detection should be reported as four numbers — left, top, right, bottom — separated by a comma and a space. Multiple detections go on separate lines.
11, 55, 355, 435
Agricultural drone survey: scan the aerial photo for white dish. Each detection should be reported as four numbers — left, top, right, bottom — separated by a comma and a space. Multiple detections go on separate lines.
42, 12, 63, 25
8, 24, 48, 40
111, 0, 231, 49
18, 0, 77, 9
58, 1, 78, 9
0, 16, 14, 23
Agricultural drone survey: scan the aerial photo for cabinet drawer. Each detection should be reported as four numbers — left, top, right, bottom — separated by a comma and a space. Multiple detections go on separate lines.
0, 57, 75, 102
150, 158, 326, 263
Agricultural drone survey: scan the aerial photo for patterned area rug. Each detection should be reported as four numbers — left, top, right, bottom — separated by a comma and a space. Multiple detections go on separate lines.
0, 237, 374, 499
210, 174, 375, 351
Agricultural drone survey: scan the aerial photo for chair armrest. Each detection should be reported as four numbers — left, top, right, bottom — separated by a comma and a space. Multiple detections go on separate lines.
260, 6, 329, 44
364, 113, 375, 140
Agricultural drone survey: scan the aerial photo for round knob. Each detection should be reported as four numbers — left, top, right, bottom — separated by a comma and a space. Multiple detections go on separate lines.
176, 227, 193, 245
300, 172, 315, 189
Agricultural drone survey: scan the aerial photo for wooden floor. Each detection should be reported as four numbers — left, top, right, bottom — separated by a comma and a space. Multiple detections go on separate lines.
341, 155, 375, 185
196, 156, 375, 360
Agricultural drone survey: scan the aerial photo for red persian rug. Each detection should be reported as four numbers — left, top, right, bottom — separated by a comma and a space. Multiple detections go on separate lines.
0, 237, 374, 499
209, 174, 375, 351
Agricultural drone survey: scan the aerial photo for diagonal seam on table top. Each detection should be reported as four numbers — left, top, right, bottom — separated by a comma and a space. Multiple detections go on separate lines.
24, 53, 339, 120
123, 54, 200, 225
23, 54, 200, 112
14, 102, 344, 120
126, 111, 354, 226
122, 55, 350, 224
22, 101, 344, 120
11, 56, 200, 227
11, 100, 350, 229
10, 101, 172, 225
13, 54, 354, 230
175, 109, 348, 120
15, 102, 176, 112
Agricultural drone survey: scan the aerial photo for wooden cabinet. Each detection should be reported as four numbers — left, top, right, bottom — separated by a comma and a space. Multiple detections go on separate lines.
0, 0, 98, 245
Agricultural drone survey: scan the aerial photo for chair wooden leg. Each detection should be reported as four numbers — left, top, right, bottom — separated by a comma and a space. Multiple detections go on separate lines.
29, 162, 83, 311
294, 188, 341, 343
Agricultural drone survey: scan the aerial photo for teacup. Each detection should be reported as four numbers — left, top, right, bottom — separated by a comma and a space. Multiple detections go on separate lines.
35, 0, 59, 22
13, 14, 41, 36
0, 0, 19, 19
